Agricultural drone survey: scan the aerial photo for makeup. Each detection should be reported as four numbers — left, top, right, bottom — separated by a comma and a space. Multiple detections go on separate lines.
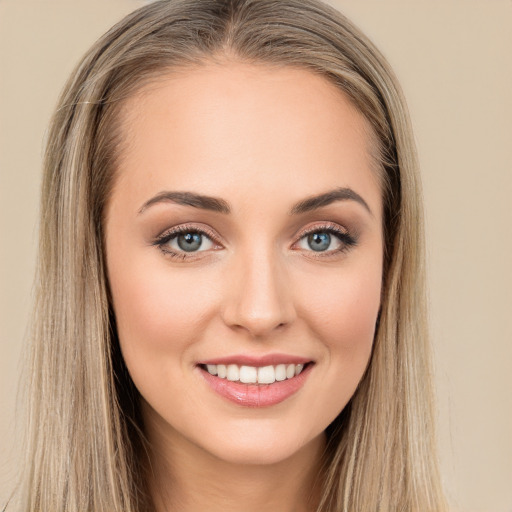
197, 361, 314, 407
106, 62, 383, 467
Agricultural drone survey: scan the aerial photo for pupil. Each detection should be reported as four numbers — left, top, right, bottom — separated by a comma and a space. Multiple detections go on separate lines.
177, 232, 202, 251
308, 232, 331, 252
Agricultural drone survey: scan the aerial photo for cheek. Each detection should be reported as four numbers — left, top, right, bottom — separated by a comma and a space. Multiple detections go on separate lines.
295, 254, 382, 391
301, 255, 381, 336
108, 254, 217, 380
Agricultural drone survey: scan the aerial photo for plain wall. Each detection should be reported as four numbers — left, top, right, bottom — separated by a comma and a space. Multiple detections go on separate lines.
1, 1, 511, 511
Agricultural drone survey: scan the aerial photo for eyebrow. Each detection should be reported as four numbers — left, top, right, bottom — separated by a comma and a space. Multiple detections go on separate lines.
290, 187, 372, 216
138, 191, 231, 214
138, 187, 372, 216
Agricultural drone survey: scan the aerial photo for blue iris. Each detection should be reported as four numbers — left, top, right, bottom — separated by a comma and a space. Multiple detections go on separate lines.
307, 232, 331, 251
177, 232, 203, 251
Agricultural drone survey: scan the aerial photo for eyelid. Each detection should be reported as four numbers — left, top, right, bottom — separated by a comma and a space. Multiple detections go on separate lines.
293, 221, 350, 242
291, 221, 357, 254
152, 223, 224, 257
156, 223, 222, 243
151, 220, 356, 260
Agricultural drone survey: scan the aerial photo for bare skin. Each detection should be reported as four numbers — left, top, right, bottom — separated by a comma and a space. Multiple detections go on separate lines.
105, 61, 383, 511
145, 400, 326, 512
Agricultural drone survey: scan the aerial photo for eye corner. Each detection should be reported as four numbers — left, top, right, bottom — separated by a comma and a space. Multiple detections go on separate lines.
292, 221, 358, 257
152, 222, 224, 261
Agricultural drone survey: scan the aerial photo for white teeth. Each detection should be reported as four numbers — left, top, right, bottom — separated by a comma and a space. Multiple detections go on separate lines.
257, 365, 276, 384
226, 364, 239, 381
204, 362, 307, 383
206, 364, 217, 375
239, 365, 257, 384
275, 364, 287, 381
217, 364, 227, 378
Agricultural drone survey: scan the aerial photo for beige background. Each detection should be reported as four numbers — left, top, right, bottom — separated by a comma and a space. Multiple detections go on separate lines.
1, 1, 511, 511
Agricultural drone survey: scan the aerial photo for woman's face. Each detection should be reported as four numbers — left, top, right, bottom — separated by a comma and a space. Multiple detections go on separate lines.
105, 62, 383, 465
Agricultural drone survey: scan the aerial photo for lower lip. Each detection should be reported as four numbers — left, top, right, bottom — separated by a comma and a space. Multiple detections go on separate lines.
198, 364, 313, 407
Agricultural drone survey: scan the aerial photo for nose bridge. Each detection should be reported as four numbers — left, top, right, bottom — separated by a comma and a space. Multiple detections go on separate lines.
222, 242, 294, 337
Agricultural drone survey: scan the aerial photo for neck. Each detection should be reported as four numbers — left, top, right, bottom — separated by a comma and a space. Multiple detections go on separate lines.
145, 412, 326, 512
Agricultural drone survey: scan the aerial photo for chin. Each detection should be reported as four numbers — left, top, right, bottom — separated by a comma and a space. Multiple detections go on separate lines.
194, 421, 324, 466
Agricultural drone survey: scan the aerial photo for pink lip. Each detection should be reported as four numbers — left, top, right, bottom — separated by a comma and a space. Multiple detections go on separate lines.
197, 363, 313, 408
197, 353, 312, 367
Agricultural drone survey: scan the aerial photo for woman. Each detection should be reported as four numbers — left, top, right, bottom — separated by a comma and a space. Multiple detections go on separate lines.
15, 0, 447, 510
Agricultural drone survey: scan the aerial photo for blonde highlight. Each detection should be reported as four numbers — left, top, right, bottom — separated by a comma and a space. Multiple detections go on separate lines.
18, 1, 447, 510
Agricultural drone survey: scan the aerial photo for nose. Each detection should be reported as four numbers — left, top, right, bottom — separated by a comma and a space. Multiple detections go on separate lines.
221, 248, 296, 338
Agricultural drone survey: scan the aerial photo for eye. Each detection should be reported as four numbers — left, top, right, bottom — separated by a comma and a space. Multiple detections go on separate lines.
295, 224, 357, 254
302, 232, 335, 252
153, 225, 220, 258
170, 231, 214, 252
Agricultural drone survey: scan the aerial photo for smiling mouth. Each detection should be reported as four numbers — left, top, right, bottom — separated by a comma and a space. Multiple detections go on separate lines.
199, 362, 309, 385
197, 361, 314, 407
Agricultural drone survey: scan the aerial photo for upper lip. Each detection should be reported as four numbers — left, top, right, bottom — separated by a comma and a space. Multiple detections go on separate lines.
197, 353, 313, 367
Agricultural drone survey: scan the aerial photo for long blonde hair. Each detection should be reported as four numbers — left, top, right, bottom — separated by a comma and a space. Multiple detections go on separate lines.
17, 0, 446, 510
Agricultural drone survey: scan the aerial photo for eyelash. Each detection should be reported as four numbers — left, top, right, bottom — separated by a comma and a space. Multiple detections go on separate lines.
295, 222, 357, 258
152, 222, 357, 261
152, 223, 220, 260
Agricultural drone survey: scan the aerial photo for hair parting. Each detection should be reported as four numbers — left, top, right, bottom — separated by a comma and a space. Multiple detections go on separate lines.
17, 1, 447, 510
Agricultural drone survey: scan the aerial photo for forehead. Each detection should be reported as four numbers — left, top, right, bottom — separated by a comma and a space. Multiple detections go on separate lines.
112, 61, 382, 216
